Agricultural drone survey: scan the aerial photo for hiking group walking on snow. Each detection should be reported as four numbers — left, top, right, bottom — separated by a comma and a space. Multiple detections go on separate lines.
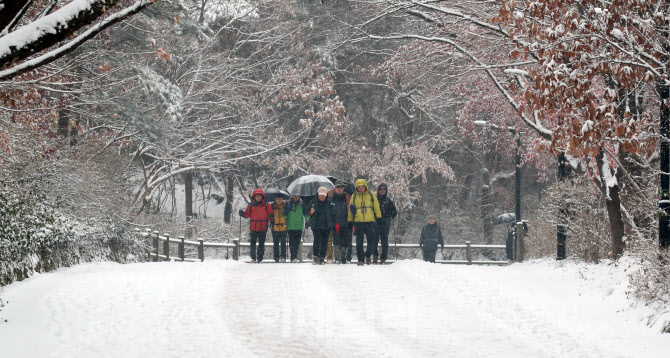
239, 177, 445, 265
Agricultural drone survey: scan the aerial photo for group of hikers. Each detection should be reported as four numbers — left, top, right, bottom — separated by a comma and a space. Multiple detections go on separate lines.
239, 179, 445, 265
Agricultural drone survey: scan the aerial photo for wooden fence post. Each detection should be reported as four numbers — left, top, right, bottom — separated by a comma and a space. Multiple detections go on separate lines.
198, 239, 204, 262
178, 236, 185, 262
298, 239, 303, 262
233, 239, 239, 260
516, 222, 525, 262
465, 241, 472, 265
163, 233, 170, 261
153, 230, 160, 262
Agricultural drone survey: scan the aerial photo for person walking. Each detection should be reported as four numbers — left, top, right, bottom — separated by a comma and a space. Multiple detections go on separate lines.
283, 195, 310, 263
270, 196, 288, 262
239, 189, 273, 263
348, 179, 382, 265
371, 183, 397, 264
419, 216, 444, 263
307, 187, 335, 265
331, 180, 352, 264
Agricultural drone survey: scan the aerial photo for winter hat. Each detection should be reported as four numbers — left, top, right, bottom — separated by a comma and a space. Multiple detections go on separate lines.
335, 179, 346, 187
378, 183, 388, 191
317, 186, 328, 196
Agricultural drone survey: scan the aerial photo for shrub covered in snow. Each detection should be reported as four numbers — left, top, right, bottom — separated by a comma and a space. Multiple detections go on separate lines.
0, 182, 147, 286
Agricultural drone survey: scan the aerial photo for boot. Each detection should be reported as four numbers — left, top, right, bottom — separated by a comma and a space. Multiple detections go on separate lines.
274, 258, 280, 263
357, 261, 365, 266
373, 256, 378, 264
313, 257, 319, 264
320, 257, 325, 265
380, 259, 386, 264
365, 257, 371, 265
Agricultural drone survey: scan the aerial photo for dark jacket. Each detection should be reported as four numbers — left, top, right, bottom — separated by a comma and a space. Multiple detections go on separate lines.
307, 198, 335, 230
376, 194, 397, 228
420, 223, 444, 251
242, 189, 273, 232
331, 192, 351, 227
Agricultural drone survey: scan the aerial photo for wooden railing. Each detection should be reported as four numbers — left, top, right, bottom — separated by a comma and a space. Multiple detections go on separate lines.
137, 228, 511, 265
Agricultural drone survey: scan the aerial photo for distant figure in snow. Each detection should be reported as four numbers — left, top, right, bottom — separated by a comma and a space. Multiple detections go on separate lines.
283, 195, 310, 263
420, 216, 444, 263
270, 196, 288, 263
239, 189, 273, 263
371, 183, 397, 264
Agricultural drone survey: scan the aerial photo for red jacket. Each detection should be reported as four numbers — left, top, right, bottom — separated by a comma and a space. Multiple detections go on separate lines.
243, 189, 273, 231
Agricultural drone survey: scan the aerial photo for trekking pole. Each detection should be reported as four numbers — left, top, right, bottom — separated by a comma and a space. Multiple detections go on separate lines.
239, 215, 242, 259
394, 220, 397, 262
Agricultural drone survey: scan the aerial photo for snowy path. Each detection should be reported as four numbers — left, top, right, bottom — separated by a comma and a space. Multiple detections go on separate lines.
0, 259, 668, 357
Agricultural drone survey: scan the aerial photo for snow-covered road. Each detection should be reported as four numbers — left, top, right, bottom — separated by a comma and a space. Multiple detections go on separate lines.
0, 259, 668, 357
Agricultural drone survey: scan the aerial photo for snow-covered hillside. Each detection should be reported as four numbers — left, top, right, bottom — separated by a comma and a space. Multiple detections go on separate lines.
0, 259, 668, 357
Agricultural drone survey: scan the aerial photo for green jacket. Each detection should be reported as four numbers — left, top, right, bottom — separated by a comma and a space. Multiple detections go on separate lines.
283, 198, 309, 231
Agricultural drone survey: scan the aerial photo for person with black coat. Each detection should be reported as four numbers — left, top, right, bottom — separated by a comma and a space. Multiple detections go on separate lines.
331, 180, 352, 264
307, 186, 336, 265
420, 216, 445, 263
372, 183, 397, 264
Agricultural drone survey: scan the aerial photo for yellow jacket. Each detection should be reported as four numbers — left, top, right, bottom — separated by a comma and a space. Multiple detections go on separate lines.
347, 179, 382, 223
271, 202, 287, 231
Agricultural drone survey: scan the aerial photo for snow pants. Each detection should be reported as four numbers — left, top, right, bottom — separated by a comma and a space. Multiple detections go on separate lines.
249, 230, 267, 262
372, 224, 391, 261
313, 229, 330, 259
272, 230, 287, 260
288, 230, 302, 261
422, 249, 436, 263
354, 222, 376, 262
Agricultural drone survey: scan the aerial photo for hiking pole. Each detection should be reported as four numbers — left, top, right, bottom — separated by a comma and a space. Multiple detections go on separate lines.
239, 215, 242, 260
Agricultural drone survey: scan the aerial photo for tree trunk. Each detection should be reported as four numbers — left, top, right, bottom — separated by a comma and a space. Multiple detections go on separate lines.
596, 149, 626, 258
659, 79, 670, 248
185, 171, 194, 238
480, 169, 494, 243
556, 152, 570, 260
223, 174, 234, 224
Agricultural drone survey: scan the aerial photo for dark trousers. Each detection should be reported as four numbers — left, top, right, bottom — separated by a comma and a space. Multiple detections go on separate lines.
313, 229, 330, 259
272, 230, 287, 260
333, 228, 351, 263
355, 222, 376, 262
288, 230, 302, 261
250, 230, 267, 262
372, 224, 390, 260
422, 249, 436, 263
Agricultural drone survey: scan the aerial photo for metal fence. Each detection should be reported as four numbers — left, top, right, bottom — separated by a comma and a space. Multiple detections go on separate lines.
137, 228, 513, 265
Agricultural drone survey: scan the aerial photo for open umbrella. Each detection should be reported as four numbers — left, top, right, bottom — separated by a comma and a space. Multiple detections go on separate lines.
264, 188, 291, 203
493, 213, 516, 225
287, 174, 335, 196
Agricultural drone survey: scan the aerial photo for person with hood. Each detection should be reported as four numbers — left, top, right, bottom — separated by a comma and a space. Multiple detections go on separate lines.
270, 196, 288, 263
371, 183, 397, 264
238, 189, 273, 263
348, 179, 382, 265
283, 194, 310, 262
419, 216, 445, 263
307, 186, 335, 264
331, 180, 352, 264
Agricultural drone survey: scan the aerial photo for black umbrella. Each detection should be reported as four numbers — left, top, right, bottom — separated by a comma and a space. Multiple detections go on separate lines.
287, 174, 335, 196
264, 188, 291, 203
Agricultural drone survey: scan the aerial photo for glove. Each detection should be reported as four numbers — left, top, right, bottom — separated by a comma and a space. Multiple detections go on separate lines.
335, 223, 340, 233
310, 207, 315, 216
352, 225, 356, 233
349, 204, 357, 215
238, 209, 244, 217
